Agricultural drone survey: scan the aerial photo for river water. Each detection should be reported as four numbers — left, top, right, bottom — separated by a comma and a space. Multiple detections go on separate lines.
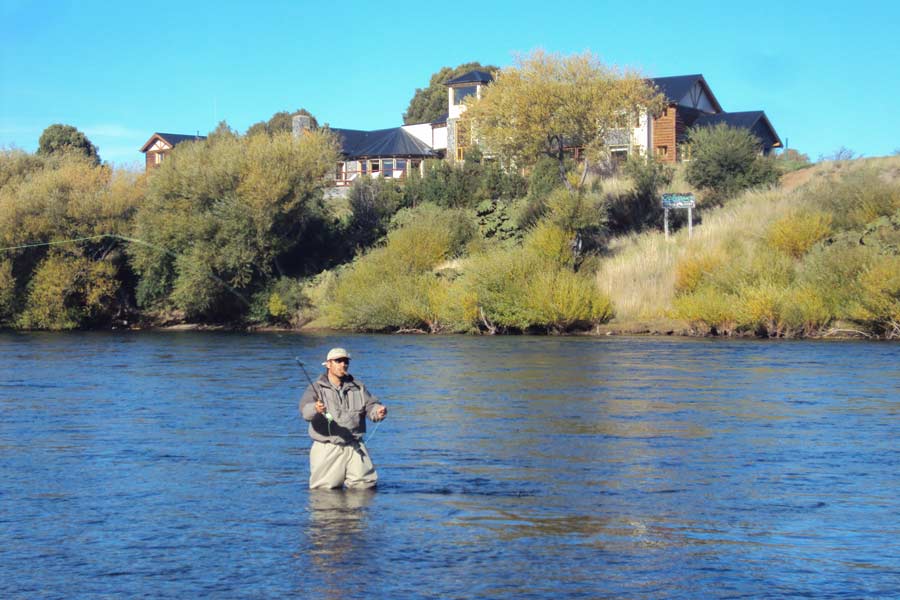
1, 332, 898, 599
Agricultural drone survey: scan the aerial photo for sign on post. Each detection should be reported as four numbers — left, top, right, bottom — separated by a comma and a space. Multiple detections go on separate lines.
661, 193, 696, 239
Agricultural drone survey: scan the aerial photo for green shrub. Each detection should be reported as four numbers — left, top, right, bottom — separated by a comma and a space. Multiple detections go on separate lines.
850, 254, 900, 337
387, 204, 478, 270
461, 245, 610, 333
523, 221, 576, 268
672, 285, 741, 334
474, 198, 522, 243
606, 155, 673, 234
404, 159, 525, 209
249, 276, 313, 327
18, 253, 118, 330
808, 170, 900, 231
685, 124, 778, 204
0, 259, 16, 324
524, 268, 613, 332
796, 237, 878, 318
780, 283, 833, 336
346, 177, 407, 249
674, 250, 726, 294
737, 281, 789, 336
766, 211, 832, 258
325, 205, 478, 331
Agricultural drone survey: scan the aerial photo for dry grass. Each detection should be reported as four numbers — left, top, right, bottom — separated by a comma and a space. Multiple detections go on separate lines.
595, 155, 900, 329
596, 185, 797, 324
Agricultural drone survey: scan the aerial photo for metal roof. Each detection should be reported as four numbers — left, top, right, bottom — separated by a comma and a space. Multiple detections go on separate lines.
444, 70, 494, 86
330, 127, 436, 159
648, 74, 723, 113
692, 111, 783, 148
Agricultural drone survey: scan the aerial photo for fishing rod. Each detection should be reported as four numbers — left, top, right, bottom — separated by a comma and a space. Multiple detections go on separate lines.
295, 356, 382, 444
295, 357, 333, 424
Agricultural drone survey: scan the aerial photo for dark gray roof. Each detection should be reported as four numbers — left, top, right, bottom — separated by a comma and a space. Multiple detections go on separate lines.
444, 70, 494, 86
330, 127, 436, 159
140, 132, 206, 152
648, 75, 723, 112
692, 111, 782, 149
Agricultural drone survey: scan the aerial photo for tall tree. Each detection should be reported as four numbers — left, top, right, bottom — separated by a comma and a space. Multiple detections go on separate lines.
462, 50, 664, 189
403, 62, 498, 125
37, 124, 100, 164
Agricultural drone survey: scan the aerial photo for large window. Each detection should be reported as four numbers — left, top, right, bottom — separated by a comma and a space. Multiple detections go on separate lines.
453, 85, 477, 105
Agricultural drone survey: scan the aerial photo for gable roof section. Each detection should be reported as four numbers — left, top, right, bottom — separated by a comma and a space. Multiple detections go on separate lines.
692, 111, 783, 149
649, 74, 723, 113
330, 127, 436, 159
140, 132, 206, 152
444, 70, 494, 86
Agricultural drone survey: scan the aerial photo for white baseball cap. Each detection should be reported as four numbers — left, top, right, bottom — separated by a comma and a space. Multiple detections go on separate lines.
322, 347, 351, 365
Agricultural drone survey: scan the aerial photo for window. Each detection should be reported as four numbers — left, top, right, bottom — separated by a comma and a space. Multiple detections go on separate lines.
456, 121, 470, 161
655, 146, 668, 159
154, 152, 163, 165
453, 85, 477, 105
396, 159, 407, 178
383, 159, 394, 178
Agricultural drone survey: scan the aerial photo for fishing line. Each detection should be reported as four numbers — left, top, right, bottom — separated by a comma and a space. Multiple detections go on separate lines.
0, 233, 251, 307
295, 356, 382, 444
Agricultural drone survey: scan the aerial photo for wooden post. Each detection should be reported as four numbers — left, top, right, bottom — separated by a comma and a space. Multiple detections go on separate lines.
664, 208, 670, 240
688, 206, 693, 239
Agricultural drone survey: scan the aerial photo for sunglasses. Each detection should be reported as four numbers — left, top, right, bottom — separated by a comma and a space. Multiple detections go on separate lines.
332, 358, 350, 364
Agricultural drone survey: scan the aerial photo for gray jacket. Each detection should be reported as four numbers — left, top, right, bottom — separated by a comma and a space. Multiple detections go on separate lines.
299, 373, 384, 444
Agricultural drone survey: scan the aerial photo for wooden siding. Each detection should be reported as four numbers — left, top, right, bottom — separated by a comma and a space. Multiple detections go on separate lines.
652, 105, 677, 163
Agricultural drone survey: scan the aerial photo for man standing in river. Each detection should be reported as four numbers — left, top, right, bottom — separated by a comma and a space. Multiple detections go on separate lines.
299, 347, 388, 489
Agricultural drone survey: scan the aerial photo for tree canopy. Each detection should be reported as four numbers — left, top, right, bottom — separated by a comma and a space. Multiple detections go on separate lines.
461, 51, 664, 189
130, 129, 339, 320
684, 124, 779, 204
403, 62, 498, 125
37, 124, 100, 164
246, 109, 319, 137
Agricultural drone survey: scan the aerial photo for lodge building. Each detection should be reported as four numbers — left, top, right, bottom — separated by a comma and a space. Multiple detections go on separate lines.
140, 70, 780, 183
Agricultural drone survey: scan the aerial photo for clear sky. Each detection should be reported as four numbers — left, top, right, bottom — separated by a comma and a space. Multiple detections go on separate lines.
2, 0, 898, 168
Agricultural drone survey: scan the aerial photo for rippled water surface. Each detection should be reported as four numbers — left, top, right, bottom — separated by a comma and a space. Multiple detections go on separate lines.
1, 332, 899, 598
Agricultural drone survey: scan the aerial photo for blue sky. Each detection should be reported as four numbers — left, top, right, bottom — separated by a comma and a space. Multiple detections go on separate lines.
2, 0, 898, 168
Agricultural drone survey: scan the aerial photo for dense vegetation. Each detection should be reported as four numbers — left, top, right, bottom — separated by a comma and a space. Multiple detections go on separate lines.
599, 157, 900, 338
2, 52, 896, 338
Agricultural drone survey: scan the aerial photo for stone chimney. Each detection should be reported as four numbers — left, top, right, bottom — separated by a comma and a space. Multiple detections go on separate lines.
292, 115, 312, 138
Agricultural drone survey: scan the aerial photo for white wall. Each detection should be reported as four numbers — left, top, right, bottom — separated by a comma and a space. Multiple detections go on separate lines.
632, 112, 651, 155
432, 124, 447, 150
400, 123, 435, 148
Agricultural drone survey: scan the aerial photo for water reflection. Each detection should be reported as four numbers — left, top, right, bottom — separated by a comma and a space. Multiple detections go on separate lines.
304, 490, 375, 600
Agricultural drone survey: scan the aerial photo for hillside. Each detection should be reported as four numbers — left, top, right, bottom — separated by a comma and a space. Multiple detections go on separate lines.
596, 156, 900, 337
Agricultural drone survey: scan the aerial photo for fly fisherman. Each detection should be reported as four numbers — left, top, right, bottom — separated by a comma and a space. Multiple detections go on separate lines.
299, 348, 388, 489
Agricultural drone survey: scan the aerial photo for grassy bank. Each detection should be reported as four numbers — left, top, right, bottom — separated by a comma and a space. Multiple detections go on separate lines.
597, 156, 900, 338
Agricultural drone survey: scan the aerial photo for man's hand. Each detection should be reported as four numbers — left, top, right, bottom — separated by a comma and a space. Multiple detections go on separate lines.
315, 400, 326, 414
375, 405, 388, 421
